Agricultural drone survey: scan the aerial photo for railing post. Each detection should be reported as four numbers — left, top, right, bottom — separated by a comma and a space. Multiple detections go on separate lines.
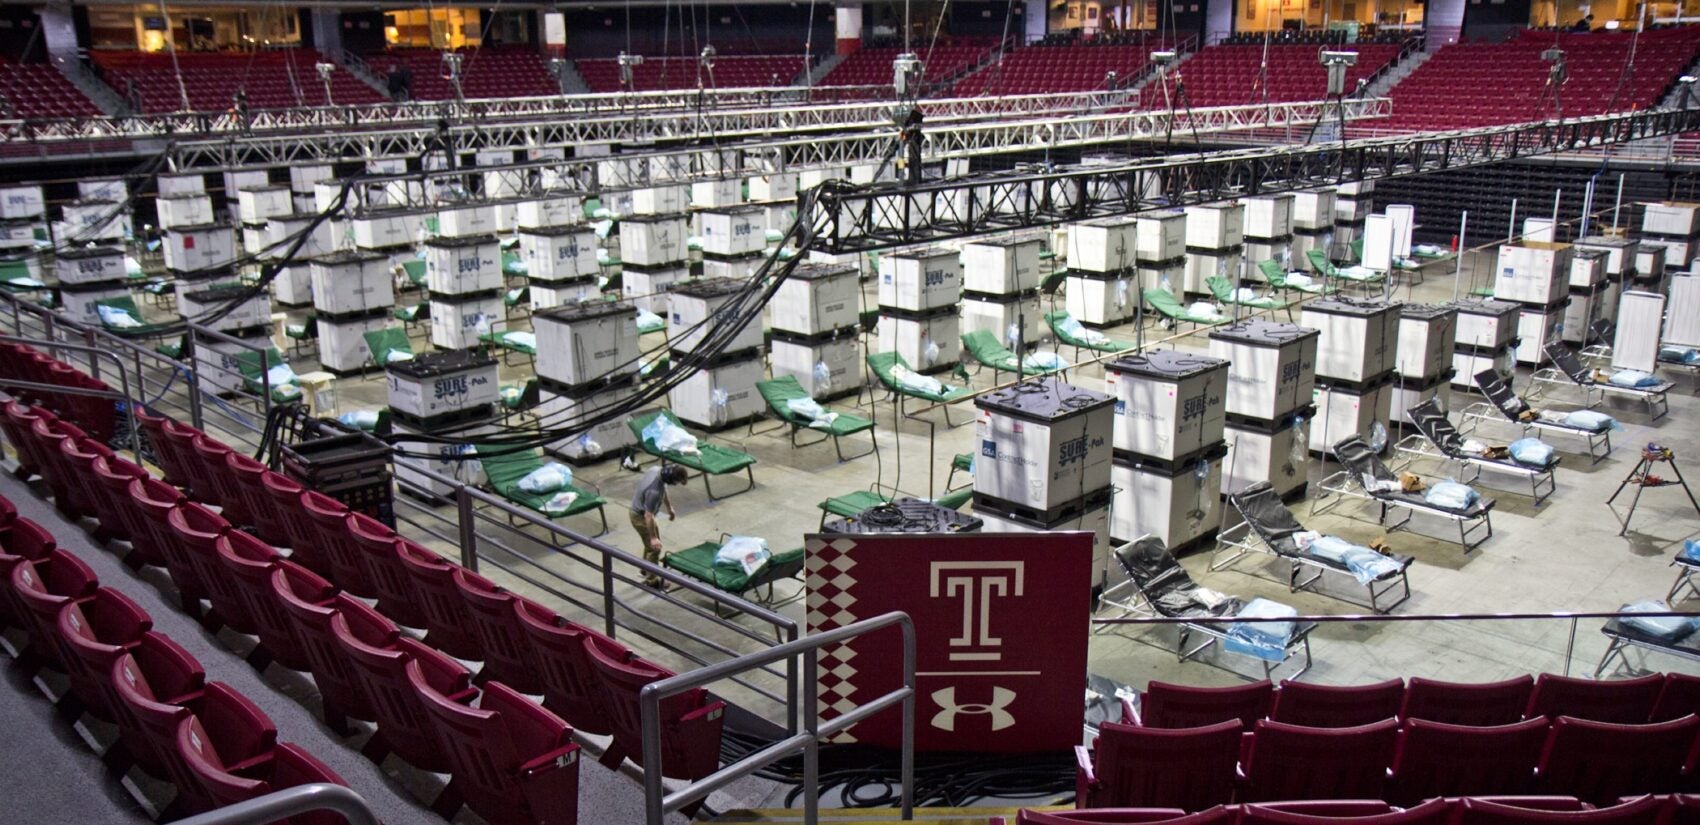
900, 617, 915, 820
803, 646, 820, 825
456, 487, 479, 571
601, 553, 617, 638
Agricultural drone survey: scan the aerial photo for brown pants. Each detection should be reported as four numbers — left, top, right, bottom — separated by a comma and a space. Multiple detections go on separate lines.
629, 509, 662, 579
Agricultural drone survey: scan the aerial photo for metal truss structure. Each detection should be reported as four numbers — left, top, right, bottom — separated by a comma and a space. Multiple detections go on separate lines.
799, 107, 1700, 253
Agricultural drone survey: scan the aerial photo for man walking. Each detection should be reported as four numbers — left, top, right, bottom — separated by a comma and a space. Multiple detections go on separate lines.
630, 464, 688, 588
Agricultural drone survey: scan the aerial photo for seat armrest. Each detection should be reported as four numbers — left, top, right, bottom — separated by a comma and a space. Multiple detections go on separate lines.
1074, 744, 1097, 807
518, 743, 579, 779
1120, 696, 1140, 726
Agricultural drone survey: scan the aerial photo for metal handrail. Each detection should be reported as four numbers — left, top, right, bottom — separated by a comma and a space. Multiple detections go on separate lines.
0, 333, 142, 460
639, 611, 916, 825
170, 784, 379, 825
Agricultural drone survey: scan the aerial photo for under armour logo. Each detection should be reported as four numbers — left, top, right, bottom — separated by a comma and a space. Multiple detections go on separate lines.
930, 561, 1025, 662
930, 687, 1017, 732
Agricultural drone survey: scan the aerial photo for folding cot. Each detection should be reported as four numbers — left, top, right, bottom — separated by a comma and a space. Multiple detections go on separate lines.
1533, 339, 1671, 420
662, 535, 806, 609
1593, 611, 1700, 679
1216, 481, 1414, 613
626, 409, 757, 500
1314, 435, 1495, 550
1465, 368, 1613, 462
476, 446, 608, 536
1045, 310, 1136, 361
754, 375, 876, 461
1397, 399, 1559, 504
1144, 288, 1227, 330
865, 351, 972, 427
962, 329, 1062, 385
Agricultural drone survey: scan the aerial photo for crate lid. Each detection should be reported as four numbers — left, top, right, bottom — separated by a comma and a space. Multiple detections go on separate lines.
1106, 349, 1229, 381
975, 376, 1113, 420
671, 277, 747, 300
886, 245, 956, 261
535, 300, 637, 323
158, 193, 208, 201
312, 249, 389, 266
1400, 302, 1457, 321
700, 205, 765, 217
67, 198, 120, 208
1575, 235, 1636, 248
168, 222, 232, 234
517, 224, 590, 238
384, 348, 497, 379
240, 184, 289, 193
1572, 249, 1608, 260
621, 212, 688, 224
1208, 318, 1320, 346
1076, 215, 1138, 228
56, 245, 123, 260
182, 285, 254, 303
961, 290, 1035, 305
1303, 298, 1400, 318
824, 497, 983, 534
789, 262, 859, 281
423, 234, 499, 249
965, 236, 1039, 249
1451, 298, 1522, 318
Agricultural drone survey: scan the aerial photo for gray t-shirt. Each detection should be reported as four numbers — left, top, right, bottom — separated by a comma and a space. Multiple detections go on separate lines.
631, 467, 667, 515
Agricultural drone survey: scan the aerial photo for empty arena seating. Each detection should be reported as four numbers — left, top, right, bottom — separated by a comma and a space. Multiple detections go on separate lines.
820, 38, 1002, 89
0, 57, 101, 119
1007, 796, 1700, 824
953, 42, 1167, 96
92, 49, 385, 113
373, 47, 557, 100
1074, 675, 1700, 814
1384, 28, 1700, 130
1175, 42, 1404, 107
575, 54, 807, 92
0, 338, 726, 823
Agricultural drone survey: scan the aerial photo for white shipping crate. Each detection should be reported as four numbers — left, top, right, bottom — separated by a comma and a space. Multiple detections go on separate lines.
384, 349, 500, 420
1068, 217, 1137, 273
437, 204, 497, 238
351, 210, 424, 250
1184, 249, 1243, 296
1523, 217, 1558, 243
1452, 299, 1522, 351
0, 221, 35, 251
962, 237, 1041, 294
976, 499, 1113, 590
273, 264, 312, 306
1641, 201, 1700, 237
1563, 287, 1606, 345
770, 263, 859, 337
669, 278, 765, 355
365, 158, 406, 176
1450, 346, 1515, 392
1665, 275, 1700, 348
1291, 189, 1336, 231
1133, 211, 1187, 263
311, 250, 394, 316
1396, 303, 1458, 382
668, 352, 765, 428
288, 165, 333, 195
429, 292, 504, 350
266, 213, 340, 260
1391, 378, 1451, 427
1185, 203, 1245, 250
1103, 351, 1228, 462
1335, 198, 1371, 223
1494, 241, 1573, 306
620, 215, 688, 267
1300, 299, 1398, 384
1309, 380, 1394, 456
537, 379, 639, 461
1515, 304, 1566, 366
319, 313, 394, 372
1110, 456, 1222, 550
534, 302, 640, 387
1574, 236, 1638, 277
1243, 195, 1294, 240
237, 187, 293, 224
163, 224, 237, 273
621, 264, 688, 315
425, 236, 502, 295
747, 173, 798, 202
517, 196, 581, 228
531, 278, 599, 310
1570, 249, 1608, 288
770, 330, 861, 399
691, 179, 740, 209
79, 179, 126, 201
180, 285, 270, 333
60, 201, 127, 242
1207, 320, 1321, 421
878, 310, 961, 371
58, 283, 133, 325
960, 291, 1043, 347
1222, 417, 1309, 499
392, 420, 499, 501
1337, 180, 1375, 197
878, 247, 962, 313
156, 195, 214, 230
973, 377, 1114, 512
157, 175, 205, 197
631, 186, 687, 215
521, 226, 597, 282
192, 330, 271, 395
1385, 204, 1415, 258
698, 207, 765, 257
701, 254, 764, 281
54, 246, 126, 285
1640, 237, 1694, 272
1065, 273, 1135, 326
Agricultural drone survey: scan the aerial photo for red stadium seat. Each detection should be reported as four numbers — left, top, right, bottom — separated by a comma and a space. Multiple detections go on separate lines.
1537, 715, 1700, 805
1652, 674, 1700, 723
110, 632, 206, 780
170, 682, 279, 814
90, 455, 152, 556
271, 561, 376, 733
394, 538, 481, 658
346, 515, 427, 629
56, 585, 152, 722
1456, 794, 1665, 824
299, 491, 377, 597
214, 530, 305, 671
1015, 807, 1235, 824
168, 501, 252, 634
1386, 717, 1548, 804
514, 600, 620, 735
1239, 800, 1454, 824
1526, 673, 1664, 723
1399, 675, 1534, 726
1241, 719, 1398, 803
411, 673, 580, 825
11, 547, 99, 670
585, 633, 726, 785
334, 613, 468, 774
0, 517, 56, 628
1136, 680, 1273, 731
1075, 719, 1240, 811
1271, 679, 1404, 728
179, 740, 348, 825
453, 567, 546, 693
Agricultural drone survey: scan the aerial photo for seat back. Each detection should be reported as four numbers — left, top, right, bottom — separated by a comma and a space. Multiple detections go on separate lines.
110, 632, 205, 781
411, 671, 580, 824
214, 531, 309, 671
514, 602, 620, 735
12, 548, 99, 668
1406, 399, 1465, 455
91, 455, 151, 547
173, 682, 278, 811
1399, 675, 1532, 726
0, 516, 57, 626
1243, 718, 1399, 803
347, 516, 426, 629
1387, 717, 1547, 805
1651, 673, 1700, 722
264, 744, 350, 825
1141, 680, 1274, 731
1, 400, 46, 475
585, 636, 726, 780
226, 451, 289, 545
129, 476, 203, 597
188, 433, 241, 513
394, 542, 481, 659
270, 563, 374, 723
1526, 673, 1664, 723
169, 501, 255, 633
1272, 679, 1405, 728
332, 609, 462, 773
1241, 799, 1453, 825
1115, 537, 1202, 615
1332, 436, 1400, 490
1456, 794, 1665, 824
1537, 714, 1700, 805
56, 586, 152, 721
1018, 809, 1233, 824
1227, 481, 1306, 543
1089, 720, 1241, 811
60, 436, 116, 525
299, 490, 376, 597
260, 473, 316, 556
453, 568, 544, 693
1543, 340, 1593, 384
1474, 369, 1532, 420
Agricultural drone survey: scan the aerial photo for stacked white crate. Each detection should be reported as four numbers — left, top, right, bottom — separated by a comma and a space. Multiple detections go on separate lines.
697, 206, 766, 281
620, 213, 689, 315
1065, 217, 1139, 326
55, 200, 127, 246
1289, 190, 1337, 278
960, 236, 1043, 350
1242, 195, 1294, 286
424, 234, 503, 351
877, 246, 962, 373
666, 277, 767, 427
1574, 235, 1637, 326
0, 185, 44, 260
1103, 350, 1228, 555
971, 377, 1118, 591
53, 245, 131, 325
1492, 240, 1573, 366
164, 222, 239, 294
265, 211, 343, 307
1639, 201, 1700, 290
1563, 249, 1610, 346
1184, 203, 1244, 298
1208, 319, 1321, 499
1392, 303, 1458, 418
311, 250, 396, 373
1449, 298, 1521, 393
770, 262, 861, 400
387, 350, 502, 502
1300, 298, 1400, 456
519, 225, 598, 309
532, 300, 642, 462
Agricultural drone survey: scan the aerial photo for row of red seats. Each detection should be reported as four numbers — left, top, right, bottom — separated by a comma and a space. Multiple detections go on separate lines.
373, 48, 557, 101
0, 61, 102, 119
1176, 44, 1404, 107
3, 344, 115, 444
575, 55, 806, 92
952, 44, 1166, 96
92, 49, 385, 113
821, 39, 1003, 88
1006, 794, 1700, 824
0, 496, 349, 823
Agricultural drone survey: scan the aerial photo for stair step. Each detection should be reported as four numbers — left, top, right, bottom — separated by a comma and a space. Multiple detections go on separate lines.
711, 807, 1057, 824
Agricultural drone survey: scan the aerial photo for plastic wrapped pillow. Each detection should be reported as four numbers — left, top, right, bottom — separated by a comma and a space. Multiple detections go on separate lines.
517, 462, 573, 495
505, 331, 536, 350
266, 363, 298, 386
1308, 536, 1402, 584
635, 308, 664, 333
1361, 472, 1401, 493
1287, 273, 1315, 287
1423, 480, 1480, 510
385, 350, 413, 363
716, 535, 772, 576
540, 490, 580, 515
1564, 409, 1619, 431
1684, 538, 1700, 563
1508, 437, 1555, 467
97, 304, 143, 329
1224, 598, 1298, 662
1022, 351, 1068, 371
499, 386, 521, 405
1462, 437, 1492, 456
786, 397, 827, 421
337, 410, 380, 430
1660, 346, 1700, 364
1187, 301, 1223, 319
1232, 287, 1261, 303
1619, 600, 1700, 640
271, 384, 303, 402
1609, 369, 1662, 388
642, 416, 700, 455
891, 364, 944, 395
